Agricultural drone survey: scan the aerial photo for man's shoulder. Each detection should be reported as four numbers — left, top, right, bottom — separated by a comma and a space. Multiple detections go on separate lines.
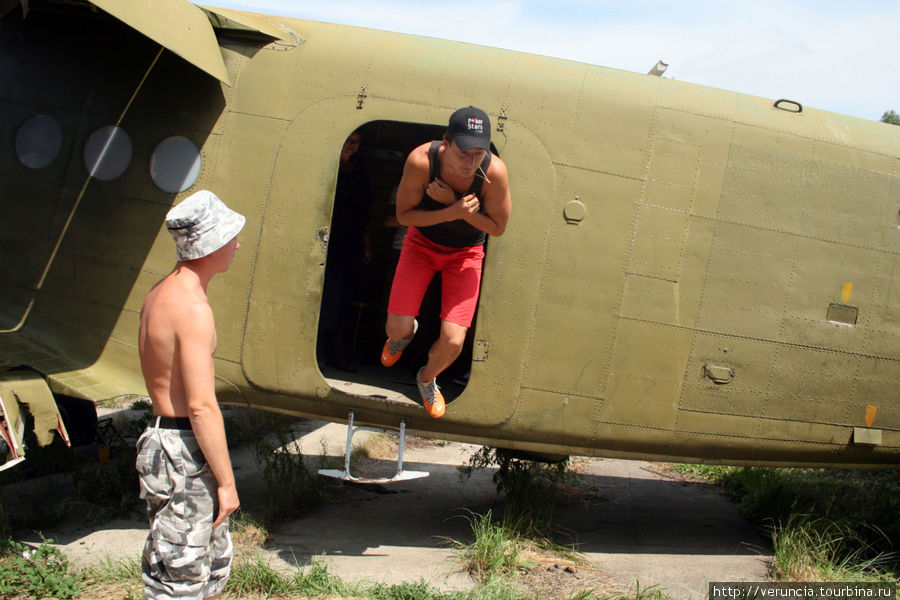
408, 142, 433, 168
402, 143, 433, 182
486, 153, 509, 181
146, 275, 212, 322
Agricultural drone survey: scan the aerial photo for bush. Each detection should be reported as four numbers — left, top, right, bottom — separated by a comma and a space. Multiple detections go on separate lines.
254, 430, 325, 524
460, 447, 571, 535
72, 445, 140, 520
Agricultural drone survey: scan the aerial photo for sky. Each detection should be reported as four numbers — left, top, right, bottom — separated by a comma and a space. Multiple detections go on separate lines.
204, 0, 899, 122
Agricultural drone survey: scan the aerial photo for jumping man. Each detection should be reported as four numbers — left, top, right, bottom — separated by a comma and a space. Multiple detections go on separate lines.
381, 106, 511, 418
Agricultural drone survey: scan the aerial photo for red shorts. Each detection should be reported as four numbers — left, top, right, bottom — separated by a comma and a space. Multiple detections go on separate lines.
388, 227, 484, 328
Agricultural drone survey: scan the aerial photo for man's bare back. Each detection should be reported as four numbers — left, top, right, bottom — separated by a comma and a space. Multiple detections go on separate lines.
139, 267, 216, 419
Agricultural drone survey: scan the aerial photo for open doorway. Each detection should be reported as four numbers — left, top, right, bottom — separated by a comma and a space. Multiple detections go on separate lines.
316, 119, 492, 407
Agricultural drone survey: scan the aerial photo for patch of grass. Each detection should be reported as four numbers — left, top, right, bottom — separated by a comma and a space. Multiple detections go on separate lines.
317, 432, 386, 473
666, 464, 899, 582
618, 581, 671, 600
466, 575, 522, 600
446, 509, 598, 599
231, 511, 271, 551
368, 579, 453, 600
448, 510, 528, 583
226, 553, 297, 596
292, 558, 359, 596
77, 554, 142, 600
0, 538, 83, 600
666, 463, 740, 484
227, 554, 363, 598
770, 516, 895, 583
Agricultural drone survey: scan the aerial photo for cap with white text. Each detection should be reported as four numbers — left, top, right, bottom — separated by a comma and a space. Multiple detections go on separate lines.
447, 106, 491, 151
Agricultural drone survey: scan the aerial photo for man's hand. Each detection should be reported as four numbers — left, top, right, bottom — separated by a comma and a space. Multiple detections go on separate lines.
453, 193, 481, 220
425, 178, 455, 205
213, 482, 240, 528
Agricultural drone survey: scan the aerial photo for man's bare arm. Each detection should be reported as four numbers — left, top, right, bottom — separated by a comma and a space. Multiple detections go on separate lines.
395, 146, 474, 227
178, 304, 239, 528
462, 156, 511, 237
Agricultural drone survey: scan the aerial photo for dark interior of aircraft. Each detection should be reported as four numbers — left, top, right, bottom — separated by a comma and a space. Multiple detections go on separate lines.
316, 120, 486, 406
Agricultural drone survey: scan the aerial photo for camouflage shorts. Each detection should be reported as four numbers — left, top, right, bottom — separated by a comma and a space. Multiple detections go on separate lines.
136, 426, 233, 600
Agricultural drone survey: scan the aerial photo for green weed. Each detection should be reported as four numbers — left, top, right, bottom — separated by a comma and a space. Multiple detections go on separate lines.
618, 581, 670, 600
460, 447, 572, 536
77, 553, 142, 600
368, 579, 451, 600
225, 407, 298, 449
71, 444, 140, 520
465, 575, 522, 600
0, 538, 82, 600
231, 511, 271, 550
253, 429, 325, 524
227, 553, 296, 596
666, 463, 739, 484
448, 510, 526, 583
770, 516, 896, 583
6, 477, 70, 530
227, 554, 361, 597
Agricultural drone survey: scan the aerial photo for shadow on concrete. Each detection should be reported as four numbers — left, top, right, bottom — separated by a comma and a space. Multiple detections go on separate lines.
261, 456, 768, 569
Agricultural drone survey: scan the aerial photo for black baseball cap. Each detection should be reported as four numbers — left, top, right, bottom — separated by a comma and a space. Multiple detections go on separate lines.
447, 106, 491, 151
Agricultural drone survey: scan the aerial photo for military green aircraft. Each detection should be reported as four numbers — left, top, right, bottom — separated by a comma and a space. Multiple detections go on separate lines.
1, 0, 897, 477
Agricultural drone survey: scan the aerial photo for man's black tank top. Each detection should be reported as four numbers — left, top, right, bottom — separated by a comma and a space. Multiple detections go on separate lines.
416, 140, 492, 248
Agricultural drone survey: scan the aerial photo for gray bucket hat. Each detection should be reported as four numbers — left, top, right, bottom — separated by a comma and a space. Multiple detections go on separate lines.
165, 190, 246, 261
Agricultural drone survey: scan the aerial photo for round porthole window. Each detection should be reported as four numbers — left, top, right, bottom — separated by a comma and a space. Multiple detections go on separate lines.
15, 114, 62, 169
150, 136, 202, 193
83, 125, 132, 181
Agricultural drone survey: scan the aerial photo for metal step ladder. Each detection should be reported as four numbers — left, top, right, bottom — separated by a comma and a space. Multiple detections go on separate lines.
318, 410, 429, 484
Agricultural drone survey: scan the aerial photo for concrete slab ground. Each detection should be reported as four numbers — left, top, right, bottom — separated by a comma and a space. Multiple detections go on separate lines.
25, 420, 772, 599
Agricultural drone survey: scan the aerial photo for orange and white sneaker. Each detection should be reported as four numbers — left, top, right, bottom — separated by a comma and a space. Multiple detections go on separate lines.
380, 319, 418, 367
416, 367, 445, 419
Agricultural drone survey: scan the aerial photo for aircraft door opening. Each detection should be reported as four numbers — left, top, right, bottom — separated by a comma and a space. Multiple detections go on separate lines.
317, 120, 482, 411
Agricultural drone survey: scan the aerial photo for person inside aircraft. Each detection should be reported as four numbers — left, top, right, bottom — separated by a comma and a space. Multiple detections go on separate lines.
136, 190, 244, 600
383, 183, 408, 259
381, 106, 511, 418
319, 129, 373, 372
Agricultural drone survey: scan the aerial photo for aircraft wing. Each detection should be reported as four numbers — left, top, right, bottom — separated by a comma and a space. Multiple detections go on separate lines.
0, 368, 71, 472
198, 4, 288, 40
89, 0, 231, 84
5, 1, 288, 85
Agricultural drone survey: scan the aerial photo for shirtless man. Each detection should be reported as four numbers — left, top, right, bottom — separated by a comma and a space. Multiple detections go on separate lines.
136, 189, 245, 600
381, 106, 511, 418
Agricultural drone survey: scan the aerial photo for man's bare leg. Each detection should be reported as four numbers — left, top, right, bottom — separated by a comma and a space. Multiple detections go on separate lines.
385, 313, 416, 341
382, 313, 419, 367
420, 320, 467, 382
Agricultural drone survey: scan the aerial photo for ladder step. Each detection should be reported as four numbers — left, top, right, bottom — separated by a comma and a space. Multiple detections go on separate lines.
317, 410, 430, 484
317, 469, 430, 484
